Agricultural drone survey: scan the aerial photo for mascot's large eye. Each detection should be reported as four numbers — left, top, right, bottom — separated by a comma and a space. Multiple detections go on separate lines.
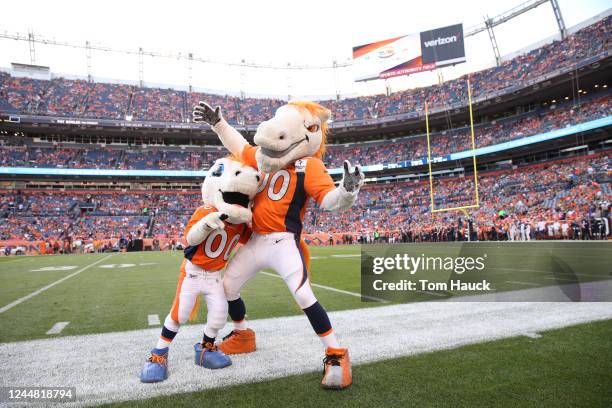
305, 123, 319, 133
211, 163, 224, 177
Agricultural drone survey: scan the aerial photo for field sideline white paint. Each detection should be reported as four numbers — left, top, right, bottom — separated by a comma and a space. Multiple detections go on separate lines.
46, 322, 70, 335
147, 314, 161, 326
259, 271, 389, 303
1, 289, 611, 407
0, 254, 113, 314
506, 281, 540, 286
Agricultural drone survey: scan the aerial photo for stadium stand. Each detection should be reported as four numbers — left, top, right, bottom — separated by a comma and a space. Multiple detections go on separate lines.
0, 14, 610, 254
1, 92, 610, 170
306, 152, 610, 243
0, 152, 609, 251
0, 15, 609, 124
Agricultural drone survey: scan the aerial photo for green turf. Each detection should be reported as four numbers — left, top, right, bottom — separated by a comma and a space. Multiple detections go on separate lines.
103, 319, 612, 408
0, 243, 610, 342
0, 247, 369, 343
2, 246, 611, 406
0, 253, 114, 305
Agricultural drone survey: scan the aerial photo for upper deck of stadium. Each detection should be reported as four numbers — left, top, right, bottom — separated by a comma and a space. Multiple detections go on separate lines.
0, 13, 609, 135
0, 11, 610, 187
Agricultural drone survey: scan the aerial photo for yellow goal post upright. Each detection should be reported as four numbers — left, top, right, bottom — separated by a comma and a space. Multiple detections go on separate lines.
425, 78, 480, 239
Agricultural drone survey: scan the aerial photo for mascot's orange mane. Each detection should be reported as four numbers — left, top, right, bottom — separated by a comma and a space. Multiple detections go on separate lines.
287, 100, 330, 159
225, 154, 244, 163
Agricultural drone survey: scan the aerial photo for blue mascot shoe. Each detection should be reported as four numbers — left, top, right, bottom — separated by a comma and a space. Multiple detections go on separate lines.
140, 347, 169, 383
194, 342, 232, 369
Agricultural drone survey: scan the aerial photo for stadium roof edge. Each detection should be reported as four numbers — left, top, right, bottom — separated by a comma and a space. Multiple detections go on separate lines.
501, 7, 612, 62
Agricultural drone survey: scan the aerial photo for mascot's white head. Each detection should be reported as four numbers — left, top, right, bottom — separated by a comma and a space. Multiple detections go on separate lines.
201, 157, 261, 224
254, 101, 330, 173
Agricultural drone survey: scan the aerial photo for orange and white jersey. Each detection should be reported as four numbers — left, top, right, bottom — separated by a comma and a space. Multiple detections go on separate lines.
241, 144, 335, 235
183, 205, 251, 271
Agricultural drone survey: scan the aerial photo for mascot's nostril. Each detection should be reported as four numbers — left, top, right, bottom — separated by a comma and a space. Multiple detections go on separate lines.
235, 170, 241, 176
255, 175, 261, 182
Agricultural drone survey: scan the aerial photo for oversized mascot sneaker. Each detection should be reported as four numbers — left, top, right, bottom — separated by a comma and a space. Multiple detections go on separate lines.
219, 326, 256, 355
140, 157, 260, 383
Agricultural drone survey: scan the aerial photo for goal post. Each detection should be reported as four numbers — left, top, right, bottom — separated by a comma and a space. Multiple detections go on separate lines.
425, 78, 480, 239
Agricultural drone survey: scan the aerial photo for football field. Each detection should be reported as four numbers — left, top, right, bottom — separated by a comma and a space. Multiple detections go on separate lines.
0, 244, 611, 407
0, 246, 369, 343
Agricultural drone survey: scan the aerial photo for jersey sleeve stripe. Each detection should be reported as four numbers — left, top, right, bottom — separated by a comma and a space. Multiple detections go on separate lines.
183, 245, 197, 261
293, 235, 309, 292
284, 171, 307, 235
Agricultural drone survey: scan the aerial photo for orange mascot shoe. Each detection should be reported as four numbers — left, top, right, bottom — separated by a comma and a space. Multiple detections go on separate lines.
321, 347, 352, 389
218, 329, 256, 354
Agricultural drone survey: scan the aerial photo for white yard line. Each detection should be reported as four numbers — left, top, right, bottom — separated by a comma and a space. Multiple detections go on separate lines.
259, 271, 389, 303
506, 281, 540, 286
552, 272, 610, 278
523, 332, 542, 339
147, 314, 161, 326
489, 267, 549, 274
0, 285, 610, 407
0, 254, 113, 314
416, 290, 447, 297
489, 268, 610, 278
46, 322, 70, 335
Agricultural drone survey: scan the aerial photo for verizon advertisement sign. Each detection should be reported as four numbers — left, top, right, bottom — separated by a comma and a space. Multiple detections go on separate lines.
420, 23, 466, 66
352, 23, 466, 82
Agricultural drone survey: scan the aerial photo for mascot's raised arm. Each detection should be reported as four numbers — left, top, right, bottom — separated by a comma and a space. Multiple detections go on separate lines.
193, 101, 364, 210
193, 100, 363, 390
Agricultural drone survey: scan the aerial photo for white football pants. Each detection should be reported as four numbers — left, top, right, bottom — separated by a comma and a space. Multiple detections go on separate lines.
223, 232, 317, 309
164, 260, 228, 338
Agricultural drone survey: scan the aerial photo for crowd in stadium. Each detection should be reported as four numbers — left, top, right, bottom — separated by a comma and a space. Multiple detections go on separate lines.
1, 92, 610, 170
0, 15, 610, 254
324, 94, 610, 167
0, 152, 609, 252
0, 15, 609, 124
306, 153, 610, 243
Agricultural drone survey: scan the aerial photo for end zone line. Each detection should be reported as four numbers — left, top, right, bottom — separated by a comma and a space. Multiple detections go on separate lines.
0, 254, 113, 314
259, 271, 389, 303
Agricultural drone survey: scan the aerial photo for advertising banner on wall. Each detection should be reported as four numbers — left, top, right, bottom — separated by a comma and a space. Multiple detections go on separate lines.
352, 23, 466, 81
